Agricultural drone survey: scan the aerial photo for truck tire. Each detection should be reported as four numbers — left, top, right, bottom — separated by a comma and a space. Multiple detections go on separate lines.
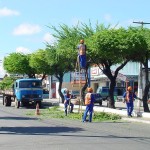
4, 96, 11, 106
99, 101, 102, 106
15, 99, 20, 108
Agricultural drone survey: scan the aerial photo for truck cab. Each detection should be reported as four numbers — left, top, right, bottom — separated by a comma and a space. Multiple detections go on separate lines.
14, 78, 43, 108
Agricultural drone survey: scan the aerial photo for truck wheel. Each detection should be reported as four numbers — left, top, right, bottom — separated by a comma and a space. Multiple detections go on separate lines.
4, 96, 11, 106
99, 101, 102, 106
15, 99, 20, 108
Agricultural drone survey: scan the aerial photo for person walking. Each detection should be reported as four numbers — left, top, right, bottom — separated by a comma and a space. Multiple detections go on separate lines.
64, 89, 74, 116
82, 87, 95, 122
77, 39, 87, 69
123, 86, 137, 117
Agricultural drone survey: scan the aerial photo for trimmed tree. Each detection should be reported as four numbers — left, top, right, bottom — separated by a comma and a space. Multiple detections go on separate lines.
87, 27, 147, 108
45, 44, 75, 103
3, 53, 36, 78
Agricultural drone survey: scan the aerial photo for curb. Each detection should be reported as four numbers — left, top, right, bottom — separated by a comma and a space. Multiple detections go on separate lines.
122, 117, 150, 124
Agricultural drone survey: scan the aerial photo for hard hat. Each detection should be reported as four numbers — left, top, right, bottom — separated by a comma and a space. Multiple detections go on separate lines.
127, 86, 132, 91
87, 87, 93, 92
80, 39, 84, 44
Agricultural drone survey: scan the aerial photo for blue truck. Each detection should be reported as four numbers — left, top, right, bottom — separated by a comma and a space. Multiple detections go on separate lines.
2, 78, 43, 108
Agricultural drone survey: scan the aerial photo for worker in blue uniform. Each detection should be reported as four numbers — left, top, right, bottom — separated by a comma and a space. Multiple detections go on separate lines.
123, 86, 137, 117
64, 89, 74, 116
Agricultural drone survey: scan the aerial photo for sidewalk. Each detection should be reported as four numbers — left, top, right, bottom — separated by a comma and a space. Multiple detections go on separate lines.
43, 98, 150, 124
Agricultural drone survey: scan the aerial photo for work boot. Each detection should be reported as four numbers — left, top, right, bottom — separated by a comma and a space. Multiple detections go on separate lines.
65, 110, 67, 116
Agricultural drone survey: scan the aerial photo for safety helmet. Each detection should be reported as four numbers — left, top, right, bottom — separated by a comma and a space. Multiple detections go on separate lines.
127, 86, 132, 91
80, 39, 84, 44
87, 87, 93, 93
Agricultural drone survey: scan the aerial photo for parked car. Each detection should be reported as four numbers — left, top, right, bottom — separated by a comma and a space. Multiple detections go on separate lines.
93, 93, 103, 106
96, 86, 126, 101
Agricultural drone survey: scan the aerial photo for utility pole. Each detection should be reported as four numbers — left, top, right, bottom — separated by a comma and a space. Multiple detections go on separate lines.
133, 21, 150, 111
133, 21, 150, 28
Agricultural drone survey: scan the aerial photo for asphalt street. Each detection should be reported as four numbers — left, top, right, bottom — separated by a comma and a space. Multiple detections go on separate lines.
0, 98, 150, 150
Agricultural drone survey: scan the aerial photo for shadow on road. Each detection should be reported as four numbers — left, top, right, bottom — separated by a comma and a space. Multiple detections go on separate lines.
0, 126, 84, 135
0, 116, 38, 120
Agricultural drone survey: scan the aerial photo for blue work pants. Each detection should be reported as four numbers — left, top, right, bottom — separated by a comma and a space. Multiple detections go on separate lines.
64, 101, 74, 116
79, 55, 86, 69
82, 105, 94, 122
126, 102, 134, 116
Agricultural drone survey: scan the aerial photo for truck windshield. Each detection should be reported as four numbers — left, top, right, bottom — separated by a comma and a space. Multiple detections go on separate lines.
19, 81, 42, 88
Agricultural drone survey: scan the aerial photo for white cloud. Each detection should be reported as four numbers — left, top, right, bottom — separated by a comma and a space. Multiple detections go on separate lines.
104, 14, 112, 22
0, 7, 20, 16
13, 23, 41, 35
43, 33, 57, 45
16, 46, 31, 54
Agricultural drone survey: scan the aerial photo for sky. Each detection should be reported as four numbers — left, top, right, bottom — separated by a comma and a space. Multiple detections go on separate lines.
0, 0, 150, 77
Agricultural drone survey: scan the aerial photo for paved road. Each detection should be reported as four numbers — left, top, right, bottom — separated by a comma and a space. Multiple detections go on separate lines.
0, 99, 150, 150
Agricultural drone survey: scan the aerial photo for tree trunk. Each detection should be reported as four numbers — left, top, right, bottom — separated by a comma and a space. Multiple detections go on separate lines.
142, 57, 150, 112
108, 78, 116, 108
143, 84, 150, 112
55, 75, 64, 103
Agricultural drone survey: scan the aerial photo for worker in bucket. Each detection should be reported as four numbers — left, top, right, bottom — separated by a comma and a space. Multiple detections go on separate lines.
77, 39, 87, 69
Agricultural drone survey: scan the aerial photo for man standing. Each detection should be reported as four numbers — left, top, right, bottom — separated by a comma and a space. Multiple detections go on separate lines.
77, 39, 87, 69
82, 87, 95, 122
123, 86, 137, 117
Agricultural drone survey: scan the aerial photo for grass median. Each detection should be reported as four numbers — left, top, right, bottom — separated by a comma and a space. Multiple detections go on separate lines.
26, 106, 122, 122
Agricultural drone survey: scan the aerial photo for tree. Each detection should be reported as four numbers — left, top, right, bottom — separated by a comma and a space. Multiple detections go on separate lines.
45, 44, 75, 103
123, 27, 150, 112
49, 23, 96, 102
3, 53, 36, 78
29, 49, 52, 81
87, 27, 147, 108
138, 27, 150, 112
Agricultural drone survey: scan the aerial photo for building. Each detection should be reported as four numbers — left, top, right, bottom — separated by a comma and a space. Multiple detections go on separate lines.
52, 62, 140, 98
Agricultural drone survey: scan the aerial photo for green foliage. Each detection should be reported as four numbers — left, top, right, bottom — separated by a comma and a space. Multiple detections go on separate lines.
3, 53, 36, 78
45, 44, 74, 75
93, 112, 121, 121
87, 27, 147, 64
29, 49, 52, 75
0, 76, 15, 90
